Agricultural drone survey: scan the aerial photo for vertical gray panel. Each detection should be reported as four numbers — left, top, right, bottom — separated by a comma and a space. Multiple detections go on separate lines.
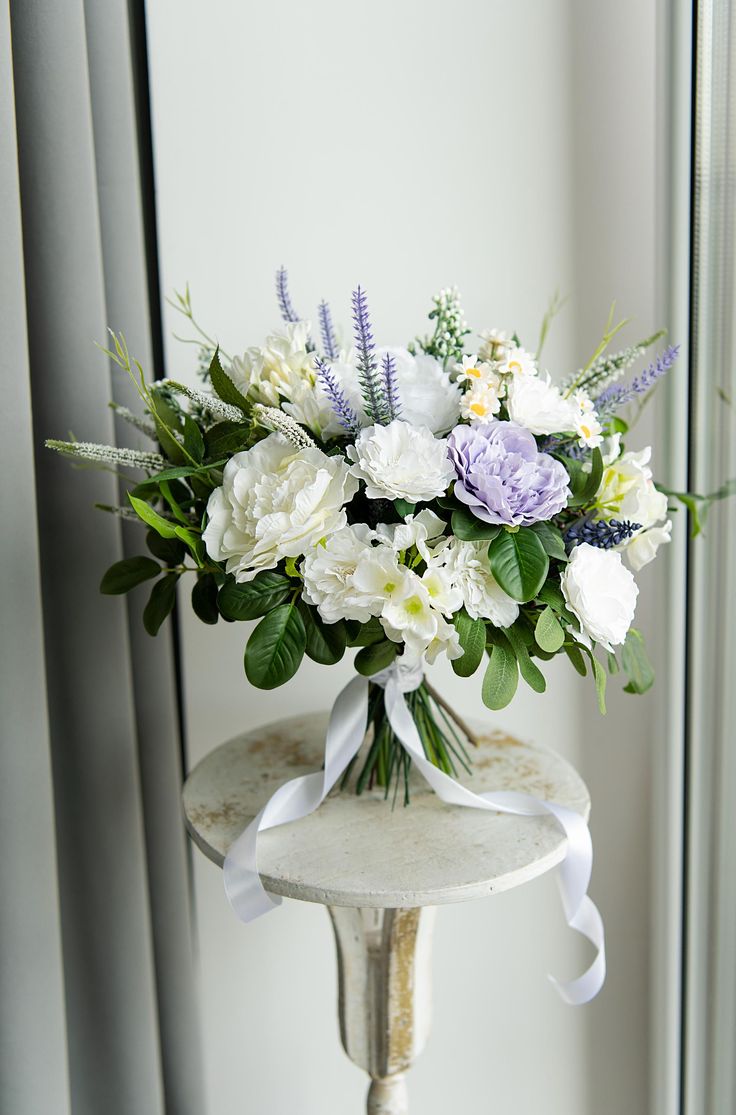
0, 7, 70, 1113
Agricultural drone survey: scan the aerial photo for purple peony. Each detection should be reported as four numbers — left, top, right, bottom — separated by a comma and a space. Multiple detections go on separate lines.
447, 421, 571, 527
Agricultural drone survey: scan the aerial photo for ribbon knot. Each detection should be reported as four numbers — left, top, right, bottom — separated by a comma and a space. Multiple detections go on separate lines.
223, 666, 606, 1005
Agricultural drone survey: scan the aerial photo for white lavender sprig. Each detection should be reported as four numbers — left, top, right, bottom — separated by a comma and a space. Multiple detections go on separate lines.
46, 440, 166, 471
109, 403, 158, 439
157, 379, 246, 423
252, 405, 316, 449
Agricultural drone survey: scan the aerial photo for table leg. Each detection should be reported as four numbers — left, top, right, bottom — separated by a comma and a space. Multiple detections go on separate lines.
328, 906, 436, 1114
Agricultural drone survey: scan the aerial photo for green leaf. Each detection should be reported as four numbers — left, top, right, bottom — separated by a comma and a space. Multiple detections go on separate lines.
299, 603, 347, 665
658, 479, 736, 538
204, 420, 250, 459
394, 499, 416, 517
346, 617, 386, 646
565, 448, 603, 507
564, 641, 588, 676
607, 650, 620, 675
128, 494, 179, 538
148, 392, 186, 464
182, 414, 205, 463
244, 603, 306, 689
451, 609, 486, 677
621, 628, 654, 694
354, 640, 398, 677
191, 574, 219, 625
451, 507, 501, 542
488, 528, 549, 602
100, 556, 160, 595
143, 573, 179, 636
149, 462, 225, 482
146, 529, 185, 565
218, 571, 291, 621
208, 348, 250, 411
482, 642, 519, 709
504, 625, 546, 692
592, 653, 607, 713
535, 606, 565, 652
530, 521, 568, 562
536, 581, 568, 612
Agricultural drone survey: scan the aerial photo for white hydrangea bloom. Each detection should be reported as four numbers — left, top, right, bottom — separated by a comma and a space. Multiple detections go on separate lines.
505, 370, 576, 436
301, 524, 378, 624
347, 420, 455, 503
561, 543, 638, 651
431, 538, 519, 626
203, 434, 358, 582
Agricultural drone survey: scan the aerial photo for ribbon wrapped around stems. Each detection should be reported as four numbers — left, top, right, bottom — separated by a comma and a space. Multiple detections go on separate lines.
223, 659, 606, 1005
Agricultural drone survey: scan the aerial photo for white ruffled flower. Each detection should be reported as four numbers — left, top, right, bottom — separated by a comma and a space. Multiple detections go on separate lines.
571, 390, 603, 449
374, 509, 446, 561
460, 379, 503, 423
203, 434, 358, 582
301, 524, 378, 624
477, 329, 512, 363
596, 445, 671, 569
561, 543, 638, 651
347, 420, 455, 503
230, 321, 315, 409
496, 345, 538, 378
505, 370, 576, 436
380, 348, 461, 435
431, 538, 519, 626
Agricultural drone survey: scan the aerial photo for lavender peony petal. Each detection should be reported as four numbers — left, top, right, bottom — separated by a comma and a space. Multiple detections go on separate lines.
448, 420, 571, 527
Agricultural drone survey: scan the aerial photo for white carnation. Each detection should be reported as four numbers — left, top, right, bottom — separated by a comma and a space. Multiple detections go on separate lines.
301, 525, 378, 624
432, 538, 519, 627
505, 370, 576, 435
347, 420, 455, 503
203, 433, 358, 582
561, 543, 638, 651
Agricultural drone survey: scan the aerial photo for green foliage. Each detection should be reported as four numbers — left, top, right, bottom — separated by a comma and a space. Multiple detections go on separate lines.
451, 609, 486, 677
394, 499, 416, 518
146, 530, 185, 565
564, 447, 603, 507
128, 494, 179, 538
530, 521, 568, 562
564, 642, 588, 676
535, 606, 565, 652
299, 604, 347, 665
208, 348, 250, 411
244, 603, 306, 689
191, 574, 219, 625
143, 573, 179, 636
504, 624, 546, 693
488, 528, 549, 602
659, 479, 736, 538
204, 420, 251, 459
100, 556, 160, 595
451, 507, 501, 542
346, 618, 386, 646
482, 641, 518, 709
354, 640, 398, 676
218, 571, 291, 621
621, 628, 654, 694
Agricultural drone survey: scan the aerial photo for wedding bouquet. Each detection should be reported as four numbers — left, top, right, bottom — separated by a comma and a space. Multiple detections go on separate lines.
48, 271, 687, 801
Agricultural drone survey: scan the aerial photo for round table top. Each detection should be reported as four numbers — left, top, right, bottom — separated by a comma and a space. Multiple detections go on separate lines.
183, 712, 590, 909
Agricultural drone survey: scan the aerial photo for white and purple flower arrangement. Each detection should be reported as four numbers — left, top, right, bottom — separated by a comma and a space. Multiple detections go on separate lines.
49, 271, 691, 799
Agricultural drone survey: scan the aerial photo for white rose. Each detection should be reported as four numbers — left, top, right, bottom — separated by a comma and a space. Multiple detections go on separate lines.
432, 538, 519, 627
203, 433, 358, 582
625, 520, 672, 571
561, 543, 639, 651
347, 420, 455, 503
301, 524, 378, 624
230, 321, 315, 408
505, 371, 577, 435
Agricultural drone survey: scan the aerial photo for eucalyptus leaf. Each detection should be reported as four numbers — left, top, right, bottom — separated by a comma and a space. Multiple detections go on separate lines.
564, 642, 588, 677
504, 625, 546, 693
143, 573, 179, 636
218, 571, 291, 621
482, 642, 518, 709
534, 606, 565, 653
488, 528, 549, 602
100, 556, 160, 595
394, 499, 416, 517
451, 609, 486, 677
244, 603, 306, 689
621, 628, 654, 694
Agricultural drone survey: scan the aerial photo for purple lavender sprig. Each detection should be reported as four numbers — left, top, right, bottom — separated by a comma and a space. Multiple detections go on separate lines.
380, 351, 401, 420
275, 266, 301, 324
318, 300, 340, 360
314, 356, 361, 436
565, 518, 642, 549
596, 344, 680, 413
352, 286, 388, 423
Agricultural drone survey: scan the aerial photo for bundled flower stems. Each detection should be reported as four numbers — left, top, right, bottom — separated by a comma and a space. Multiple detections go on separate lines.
48, 270, 711, 798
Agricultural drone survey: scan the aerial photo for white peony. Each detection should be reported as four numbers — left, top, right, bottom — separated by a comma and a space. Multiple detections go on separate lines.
203, 434, 358, 582
505, 370, 577, 435
596, 445, 671, 569
301, 524, 378, 624
230, 321, 315, 409
380, 348, 461, 435
625, 520, 673, 572
561, 543, 639, 651
347, 420, 455, 503
431, 538, 519, 626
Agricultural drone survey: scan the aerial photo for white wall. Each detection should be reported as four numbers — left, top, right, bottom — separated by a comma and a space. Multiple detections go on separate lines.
146, 2, 661, 1111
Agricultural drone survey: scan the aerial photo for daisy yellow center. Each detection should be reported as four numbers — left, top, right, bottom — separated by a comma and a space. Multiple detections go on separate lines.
580, 424, 591, 439
508, 360, 522, 373
470, 402, 487, 416
466, 366, 481, 378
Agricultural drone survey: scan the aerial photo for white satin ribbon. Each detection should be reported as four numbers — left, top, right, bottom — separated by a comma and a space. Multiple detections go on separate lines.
224, 659, 605, 1005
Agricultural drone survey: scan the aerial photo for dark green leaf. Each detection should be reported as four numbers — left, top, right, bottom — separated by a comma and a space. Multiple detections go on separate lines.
488, 528, 549, 602
536, 581, 568, 613
607, 650, 620, 675
143, 573, 179, 636
191, 574, 219, 625
100, 556, 160, 595
451, 507, 501, 541
208, 348, 250, 411
621, 628, 654, 694
299, 603, 347, 665
204, 420, 250, 459
128, 494, 180, 538
182, 414, 205, 463
218, 571, 291, 621
346, 617, 386, 646
482, 642, 518, 709
146, 529, 185, 565
565, 447, 603, 507
504, 625, 546, 692
244, 603, 306, 689
535, 606, 565, 652
354, 640, 398, 677
451, 609, 487, 677
530, 521, 568, 562
394, 499, 416, 517
149, 392, 185, 464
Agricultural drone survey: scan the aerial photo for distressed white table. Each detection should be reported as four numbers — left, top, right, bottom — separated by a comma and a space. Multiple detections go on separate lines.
183, 712, 589, 1114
